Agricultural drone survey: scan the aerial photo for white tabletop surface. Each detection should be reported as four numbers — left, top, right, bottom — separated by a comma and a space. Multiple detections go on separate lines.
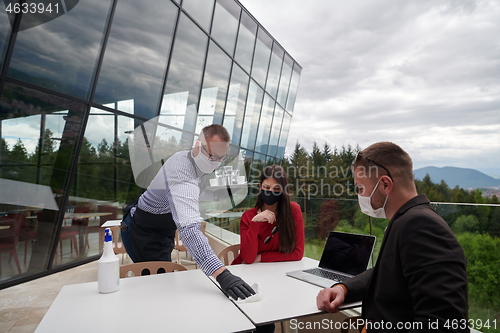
101, 219, 122, 227
225, 257, 362, 325
35, 269, 255, 333
206, 212, 244, 218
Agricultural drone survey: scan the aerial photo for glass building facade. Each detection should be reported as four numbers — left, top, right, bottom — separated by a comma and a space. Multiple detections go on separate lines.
0, 0, 301, 288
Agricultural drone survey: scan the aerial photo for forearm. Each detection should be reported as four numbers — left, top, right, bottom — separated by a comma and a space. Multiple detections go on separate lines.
342, 268, 372, 302
179, 223, 224, 276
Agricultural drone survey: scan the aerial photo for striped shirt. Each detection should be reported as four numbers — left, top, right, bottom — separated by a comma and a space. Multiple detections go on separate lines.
137, 150, 224, 276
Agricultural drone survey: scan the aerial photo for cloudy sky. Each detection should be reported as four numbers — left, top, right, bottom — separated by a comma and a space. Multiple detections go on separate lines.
239, 0, 500, 175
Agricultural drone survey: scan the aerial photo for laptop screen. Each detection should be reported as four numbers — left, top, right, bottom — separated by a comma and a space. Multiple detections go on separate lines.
318, 231, 376, 276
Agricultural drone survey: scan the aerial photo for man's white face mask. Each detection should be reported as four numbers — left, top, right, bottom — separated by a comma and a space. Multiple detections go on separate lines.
193, 140, 228, 174
193, 149, 221, 174
357, 179, 388, 218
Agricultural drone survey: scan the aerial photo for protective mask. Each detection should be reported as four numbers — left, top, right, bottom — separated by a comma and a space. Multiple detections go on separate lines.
357, 179, 388, 218
260, 190, 281, 206
193, 149, 221, 174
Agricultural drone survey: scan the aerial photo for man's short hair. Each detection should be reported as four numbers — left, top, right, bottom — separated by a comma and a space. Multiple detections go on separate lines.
353, 142, 414, 185
201, 124, 230, 142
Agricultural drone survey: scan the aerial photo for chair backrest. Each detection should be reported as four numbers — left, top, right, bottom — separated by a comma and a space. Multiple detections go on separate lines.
120, 262, 187, 278
109, 226, 126, 255
74, 206, 90, 214
72, 206, 91, 226
216, 244, 240, 266
0, 213, 23, 248
98, 205, 118, 226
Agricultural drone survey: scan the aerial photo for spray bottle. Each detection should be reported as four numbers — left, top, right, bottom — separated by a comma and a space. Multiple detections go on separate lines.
98, 228, 119, 293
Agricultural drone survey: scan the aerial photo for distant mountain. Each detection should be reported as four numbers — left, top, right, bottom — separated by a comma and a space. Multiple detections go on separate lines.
477, 168, 500, 179
413, 166, 500, 189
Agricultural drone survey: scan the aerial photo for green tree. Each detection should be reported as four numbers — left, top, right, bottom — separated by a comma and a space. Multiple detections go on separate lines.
310, 141, 325, 168
474, 189, 491, 232
458, 233, 500, 311
10, 138, 28, 163
453, 215, 479, 234
322, 142, 332, 164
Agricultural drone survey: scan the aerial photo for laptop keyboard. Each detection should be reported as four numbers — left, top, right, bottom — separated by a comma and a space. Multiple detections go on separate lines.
303, 268, 349, 282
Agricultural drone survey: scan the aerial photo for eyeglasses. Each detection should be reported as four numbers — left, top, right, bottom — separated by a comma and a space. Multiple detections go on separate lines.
201, 144, 226, 162
354, 152, 393, 180
263, 225, 279, 245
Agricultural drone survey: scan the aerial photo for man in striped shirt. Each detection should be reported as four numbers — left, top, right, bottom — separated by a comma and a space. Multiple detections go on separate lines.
130, 124, 255, 300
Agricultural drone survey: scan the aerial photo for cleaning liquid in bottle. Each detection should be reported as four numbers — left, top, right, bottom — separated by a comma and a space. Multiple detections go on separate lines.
98, 228, 119, 293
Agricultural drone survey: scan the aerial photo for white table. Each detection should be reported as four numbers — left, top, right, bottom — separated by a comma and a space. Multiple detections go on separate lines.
206, 212, 244, 219
226, 257, 362, 325
35, 269, 255, 333
101, 219, 122, 227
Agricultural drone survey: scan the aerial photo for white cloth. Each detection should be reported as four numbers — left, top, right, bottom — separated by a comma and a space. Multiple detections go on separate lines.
231, 282, 262, 303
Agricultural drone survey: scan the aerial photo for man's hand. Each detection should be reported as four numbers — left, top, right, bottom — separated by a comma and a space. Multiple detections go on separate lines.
216, 269, 255, 300
316, 285, 347, 313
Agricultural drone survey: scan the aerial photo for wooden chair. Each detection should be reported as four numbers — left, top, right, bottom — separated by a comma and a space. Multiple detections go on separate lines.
174, 221, 206, 267
40, 210, 79, 261
120, 261, 187, 278
0, 213, 23, 274
20, 214, 37, 264
216, 244, 240, 266
85, 205, 119, 250
109, 226, 127, 264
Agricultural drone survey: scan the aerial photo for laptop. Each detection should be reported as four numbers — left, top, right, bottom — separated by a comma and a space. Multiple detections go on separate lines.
287, 231, 376, 288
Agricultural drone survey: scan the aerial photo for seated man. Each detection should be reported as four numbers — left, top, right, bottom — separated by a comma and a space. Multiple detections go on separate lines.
317, 142, 468, 332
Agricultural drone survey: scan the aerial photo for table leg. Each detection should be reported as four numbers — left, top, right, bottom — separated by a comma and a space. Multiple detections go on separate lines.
78, 224, 85, 256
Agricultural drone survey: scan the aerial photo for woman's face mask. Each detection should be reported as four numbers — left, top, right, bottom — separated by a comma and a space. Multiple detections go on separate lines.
260, 189, 282, 205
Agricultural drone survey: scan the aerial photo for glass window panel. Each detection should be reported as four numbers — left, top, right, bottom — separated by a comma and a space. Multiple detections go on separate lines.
161, 13, 208, 133
265, 43, 284, 99
240, 80, 263, 151
0, 83, 87, 275
286, 64, 302, 113
93, 0, 178, 120
251, 28, 272, 88
234, 10, 257, 74
277, 112, 291, 159
266, 155, 276, 165
7, 0, 112, 100
70, 110, 144, 259
182, 0, 215, 32
0, 9, 11, 73
254, 94, 274, 154
197, 41, 232, 133
267, 106, 284, 157
223, 64, 249, 146
159, 91, 188, 130
277, 54, 294, 107
211, 0, 240, 56
249, 152, 266, 183
240, 148, 253, 183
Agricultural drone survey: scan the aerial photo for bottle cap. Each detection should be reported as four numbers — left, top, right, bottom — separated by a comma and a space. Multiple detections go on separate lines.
104, 228, 112, 242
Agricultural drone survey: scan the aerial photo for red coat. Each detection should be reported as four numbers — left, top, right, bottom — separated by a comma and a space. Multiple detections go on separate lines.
232, 201, 305, 264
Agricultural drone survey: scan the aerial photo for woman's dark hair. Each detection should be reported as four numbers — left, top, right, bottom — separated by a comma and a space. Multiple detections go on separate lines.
256, 165, 295, 254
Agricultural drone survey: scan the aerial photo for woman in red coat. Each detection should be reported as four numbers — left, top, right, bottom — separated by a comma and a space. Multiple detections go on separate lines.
232, 165, 305, 265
